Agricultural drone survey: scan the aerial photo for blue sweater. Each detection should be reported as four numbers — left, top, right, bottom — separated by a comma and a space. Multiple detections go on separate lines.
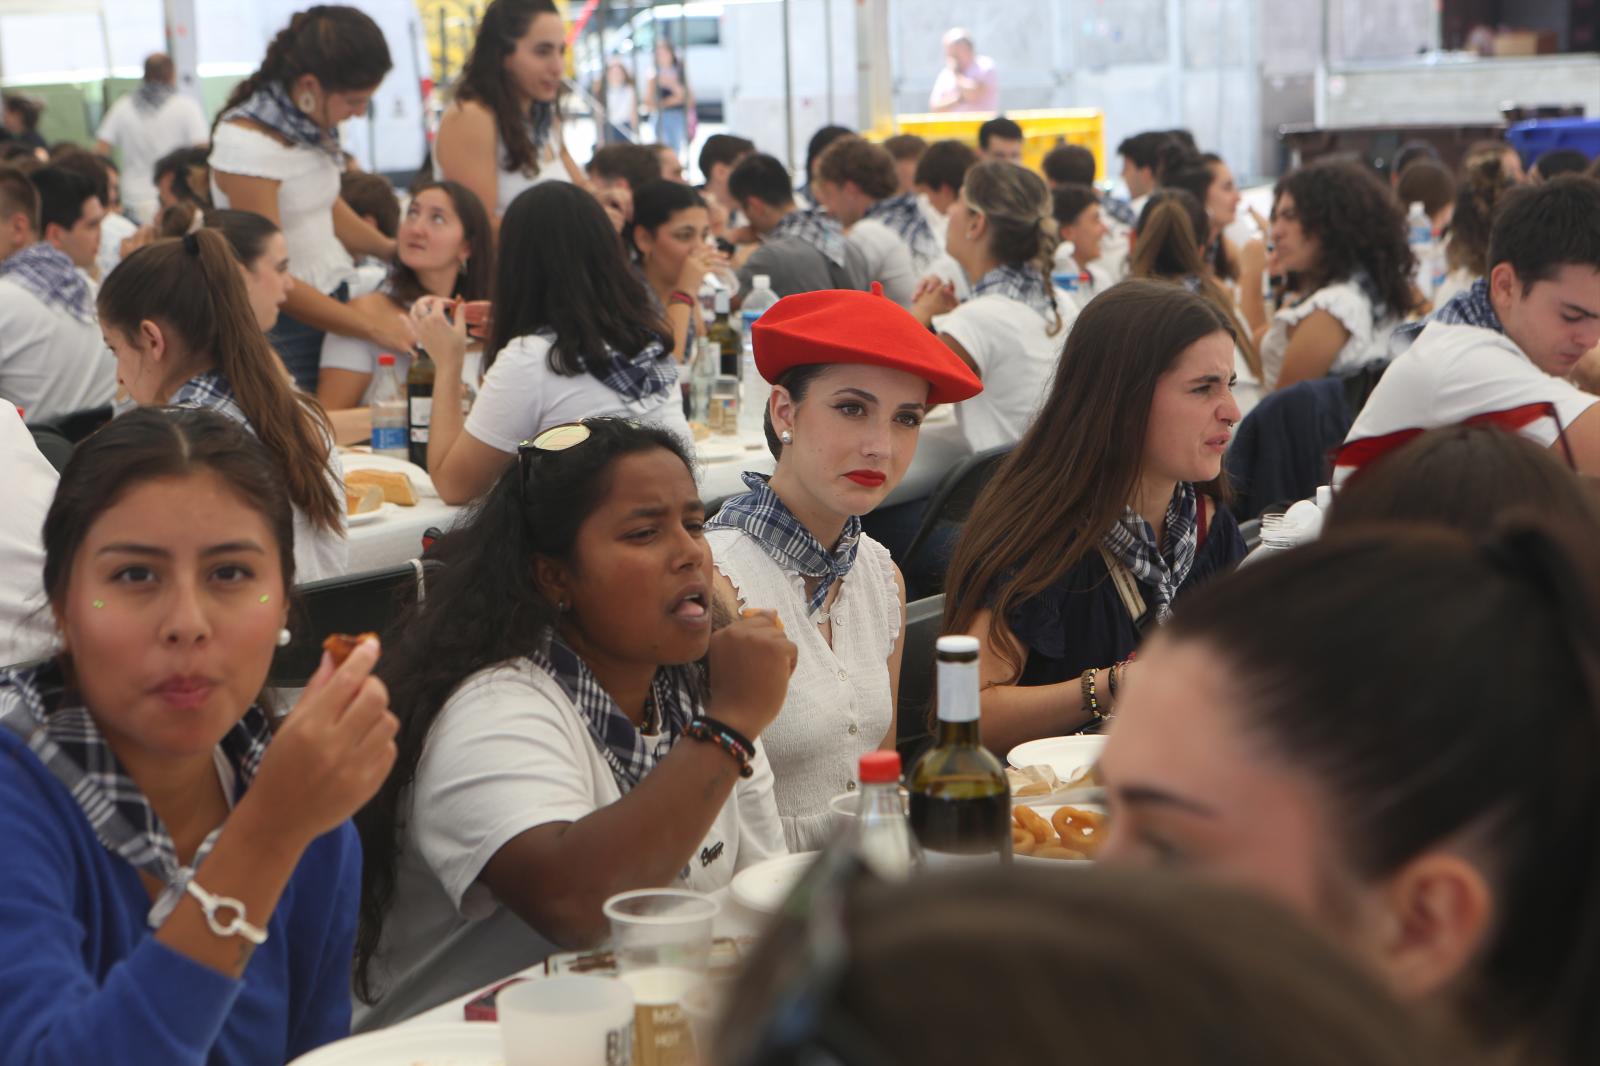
0, 729, 361, 1065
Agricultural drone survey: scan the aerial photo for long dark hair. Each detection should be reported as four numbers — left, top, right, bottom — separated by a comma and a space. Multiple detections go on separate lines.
44, 407, 295, 609
353, 418, 694, 1001
1165, 521, 1600, 1066
942, 280, 1235, 674
1446, 153, 1516, 277
454, 0, 564, 177
626, 178, 706, 266
1131, 190, 1261, 379
487, 182, 667, 379
1161, 152, 1238, 281
98, 231, 343, 532
384, 180, 494, 308
203, 207, 280, 265
1273, 159, 1418, 317
219, 5, 392, 123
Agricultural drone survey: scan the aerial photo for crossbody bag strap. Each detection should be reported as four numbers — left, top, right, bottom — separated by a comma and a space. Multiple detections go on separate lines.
1098, 547, 1148, 626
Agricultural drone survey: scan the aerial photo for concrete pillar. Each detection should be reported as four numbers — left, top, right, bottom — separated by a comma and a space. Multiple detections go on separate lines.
163, 0, 204, 107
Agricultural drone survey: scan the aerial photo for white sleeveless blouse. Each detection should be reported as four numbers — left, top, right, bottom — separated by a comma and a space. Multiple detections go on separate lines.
707, 529, 902, 852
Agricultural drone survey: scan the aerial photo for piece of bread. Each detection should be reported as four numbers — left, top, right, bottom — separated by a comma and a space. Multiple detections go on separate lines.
345, 468, 418, 506
347, 483, 384, 515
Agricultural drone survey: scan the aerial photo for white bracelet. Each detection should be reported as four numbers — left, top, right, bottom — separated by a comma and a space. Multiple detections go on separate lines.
184, 879, 269, 945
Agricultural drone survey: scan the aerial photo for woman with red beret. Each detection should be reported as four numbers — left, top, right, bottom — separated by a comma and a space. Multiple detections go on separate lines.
706, 287, 982, 851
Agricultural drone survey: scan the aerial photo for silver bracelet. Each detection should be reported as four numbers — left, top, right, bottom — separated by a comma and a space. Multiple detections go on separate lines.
184, 878, 269, 945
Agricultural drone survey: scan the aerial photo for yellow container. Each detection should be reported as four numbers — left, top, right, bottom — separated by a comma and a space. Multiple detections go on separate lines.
873, 108, 1106, 180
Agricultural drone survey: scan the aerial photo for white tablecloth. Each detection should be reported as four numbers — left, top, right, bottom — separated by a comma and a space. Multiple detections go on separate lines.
397, 886, 770, 1030
341, 411, 971, 575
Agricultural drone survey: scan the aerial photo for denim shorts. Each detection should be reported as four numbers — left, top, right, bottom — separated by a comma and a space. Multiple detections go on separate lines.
269, 281, 350, 392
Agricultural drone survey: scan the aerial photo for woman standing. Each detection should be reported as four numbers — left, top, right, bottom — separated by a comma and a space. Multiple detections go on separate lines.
209, 6, 411, 393
420, 182, 691, 505
433, 0, 585, 227
317, 181, 493, 409
1255, 160, 1419, 391
100, 230, 349, 582
910, 161, 1072, 452
0, 407, 395, 1064
941, 281, 1246, 755
353, 418, 793, 1027
600, 58, 638, 144
707, 288, 982, 850
649, 38, 691, 159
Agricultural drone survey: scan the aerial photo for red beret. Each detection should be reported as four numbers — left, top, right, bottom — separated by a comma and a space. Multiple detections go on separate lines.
751, 287, 984, 405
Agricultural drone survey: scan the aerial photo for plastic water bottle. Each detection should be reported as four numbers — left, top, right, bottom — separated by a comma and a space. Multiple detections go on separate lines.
689, 337, 718, 425
1051, 270, 1081, 296
852, 751, 922, 881
370, 354, 408, 460
1406, 201, 1435, 301
738, 274, 779, 438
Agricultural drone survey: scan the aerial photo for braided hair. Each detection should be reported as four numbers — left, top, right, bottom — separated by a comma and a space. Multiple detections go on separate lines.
218, 5, 392, 124
961, 161, 1065, 336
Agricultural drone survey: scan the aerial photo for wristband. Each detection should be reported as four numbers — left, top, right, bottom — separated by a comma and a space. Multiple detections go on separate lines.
686, 716, 755, 777
1080, 668, 1105, 725
667, 290, 697, 308
185, 878, 269, 945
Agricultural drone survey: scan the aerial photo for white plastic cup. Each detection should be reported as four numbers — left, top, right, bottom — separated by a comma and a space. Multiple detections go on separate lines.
497, 976, 635, 1066
602, 888, 719, 984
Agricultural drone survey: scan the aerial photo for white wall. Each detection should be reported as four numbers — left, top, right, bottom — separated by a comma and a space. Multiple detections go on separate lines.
1324, 53, 1600, 126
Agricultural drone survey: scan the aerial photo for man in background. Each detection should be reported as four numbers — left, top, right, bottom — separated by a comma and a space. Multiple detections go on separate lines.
95, 54, 209, 224
978, 117, 1025, 164
884, 134, 928, 197
727, 152, 868, 298
928, 28, 998, 113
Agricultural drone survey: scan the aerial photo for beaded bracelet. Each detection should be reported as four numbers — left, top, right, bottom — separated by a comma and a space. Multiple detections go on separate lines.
686, 716, 756, 778
1107, 661, 1122, 700
1079, 668, 1101, 723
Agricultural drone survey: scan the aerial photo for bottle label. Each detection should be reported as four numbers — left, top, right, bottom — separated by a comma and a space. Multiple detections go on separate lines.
371, 425, 406, 452
936, 659, 981, 723
409, 396, 432, 444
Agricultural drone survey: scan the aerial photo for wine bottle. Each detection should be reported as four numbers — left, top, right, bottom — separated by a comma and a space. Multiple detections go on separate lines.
406, 347, 436, 469
908, 635, 1012, 865
705, 290, 741, 378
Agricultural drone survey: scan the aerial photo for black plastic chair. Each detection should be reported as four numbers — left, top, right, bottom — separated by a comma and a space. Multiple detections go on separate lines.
1238, 517, 1262, 553
27, 426, 73, 473
899, 444, 1013, 600
894, 593, 946, 766
269, 558, 442, 687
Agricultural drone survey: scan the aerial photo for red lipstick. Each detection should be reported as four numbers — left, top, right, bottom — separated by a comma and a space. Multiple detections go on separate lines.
845, 470, 887, 487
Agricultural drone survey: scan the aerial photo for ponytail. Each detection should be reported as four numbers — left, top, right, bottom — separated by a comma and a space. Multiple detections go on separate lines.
218, 5, 392, 127
1132, 191, 1261, 380
98, 231, 343, 532
962, 160, 1064, 336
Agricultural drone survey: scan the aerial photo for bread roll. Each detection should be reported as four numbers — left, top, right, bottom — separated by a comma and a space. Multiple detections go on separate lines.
347, 484, 385, 515
345, 468, 418, 506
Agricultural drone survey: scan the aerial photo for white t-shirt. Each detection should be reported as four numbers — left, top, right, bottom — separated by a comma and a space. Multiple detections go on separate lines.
320, 330, 485, 408
1342, 322, 1598, 470
95, 92, 209, 223
96, 211, 139, 282
934, 291, 1075, 452
432, 123, 572, 218
846, 218, 917, 307
1260, 279, 1398, 390
463, 331, 690, 455
0, 403, 57, 666
0, 278, 116, 423
209, 122, 354, 295
356, 658, 786, 1029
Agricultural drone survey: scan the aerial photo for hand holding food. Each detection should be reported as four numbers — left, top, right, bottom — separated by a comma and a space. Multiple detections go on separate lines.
707, 609, 796, 740
247, 636, 397, 847
410, 296, 468, 368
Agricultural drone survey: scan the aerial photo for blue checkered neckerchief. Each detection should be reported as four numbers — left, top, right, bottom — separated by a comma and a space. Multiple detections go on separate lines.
583, 333, 677, 403
772, 207, 849, 269
864, 193, 942, 271
133, 80, 177, 115
0, 660, 272, 928
1102, 196, 1137, 227
1100, 482, 1198, 625
220, 81, 342, 160
171, 371, 251, 429
529, 636, 703, 795
973, 263, 1056, 322
0, 242, 94, 322
1392, 278, 1502, 352
706, 471, 861, 618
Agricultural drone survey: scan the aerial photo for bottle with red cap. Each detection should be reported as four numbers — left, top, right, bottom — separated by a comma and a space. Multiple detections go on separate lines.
851, 750, 922, 880
370, 354, 409, 460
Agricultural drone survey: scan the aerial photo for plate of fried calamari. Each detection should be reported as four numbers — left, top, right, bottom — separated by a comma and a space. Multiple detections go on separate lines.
1010, 803, 1107, 864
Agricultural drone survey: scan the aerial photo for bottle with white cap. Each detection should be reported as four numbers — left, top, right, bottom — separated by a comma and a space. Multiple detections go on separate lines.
908, 635, 1012, 864
1406, 201, 1436, 301
738, 275, 779, 438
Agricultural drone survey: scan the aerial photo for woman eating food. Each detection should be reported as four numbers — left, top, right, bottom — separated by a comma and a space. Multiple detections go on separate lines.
353, 417, 795, 1028
99, 229, 348, 582
707, 287, 982, 851
1098, 519, 1600, 1066
0, 407, 396, 1064
941, 281, 1246, 755
317, 180, 493, 409
416, 182, 691, 505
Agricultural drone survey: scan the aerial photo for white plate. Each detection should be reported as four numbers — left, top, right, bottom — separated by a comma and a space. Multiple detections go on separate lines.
729, 851, 818, 914
1006, 734, 1106, 781
346, 502, 396, 528
1012, 802, 1106, 868
288, 1023, 503, 1065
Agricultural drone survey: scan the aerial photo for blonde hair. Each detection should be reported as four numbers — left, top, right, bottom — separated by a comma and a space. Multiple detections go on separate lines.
961, 161, 1064, 336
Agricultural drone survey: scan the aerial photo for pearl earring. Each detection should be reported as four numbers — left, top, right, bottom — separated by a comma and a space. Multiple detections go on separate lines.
780, 430, 793, 445
298, 92, 316, 114
277, 628, 292, 647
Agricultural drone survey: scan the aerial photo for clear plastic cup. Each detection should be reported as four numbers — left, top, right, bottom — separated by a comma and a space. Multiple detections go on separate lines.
602, 888, 719, 988
497, 975, 635, 1066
